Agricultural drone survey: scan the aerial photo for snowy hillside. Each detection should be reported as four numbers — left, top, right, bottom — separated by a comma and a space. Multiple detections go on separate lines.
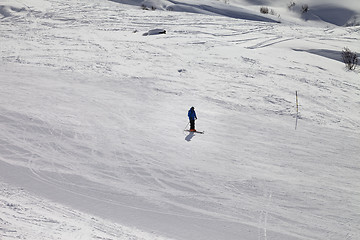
1, 0, 360, 239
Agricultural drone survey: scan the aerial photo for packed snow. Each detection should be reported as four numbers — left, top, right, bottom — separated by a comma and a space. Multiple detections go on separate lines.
1, 0, 359, 239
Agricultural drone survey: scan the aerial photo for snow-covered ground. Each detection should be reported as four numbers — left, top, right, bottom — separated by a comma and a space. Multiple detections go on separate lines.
1, 0, 360, 239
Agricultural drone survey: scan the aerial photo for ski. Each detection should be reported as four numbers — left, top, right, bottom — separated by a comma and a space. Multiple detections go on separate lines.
185, 130, 204, 134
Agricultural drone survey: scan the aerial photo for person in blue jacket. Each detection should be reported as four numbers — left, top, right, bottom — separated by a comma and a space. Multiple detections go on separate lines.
188, 107, 197, 131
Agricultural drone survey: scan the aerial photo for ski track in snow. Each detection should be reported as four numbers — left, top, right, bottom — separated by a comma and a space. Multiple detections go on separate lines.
1, 0, 360, 239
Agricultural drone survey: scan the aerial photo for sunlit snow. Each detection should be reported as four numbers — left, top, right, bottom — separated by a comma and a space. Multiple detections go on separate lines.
1, 0, 359, 239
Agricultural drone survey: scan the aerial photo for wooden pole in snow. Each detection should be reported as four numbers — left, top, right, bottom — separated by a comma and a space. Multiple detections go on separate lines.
295, 91, 299, 130
296, 91, 299, 114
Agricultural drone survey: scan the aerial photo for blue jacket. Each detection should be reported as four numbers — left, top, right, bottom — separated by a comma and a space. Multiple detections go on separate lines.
188, 108, 197, 120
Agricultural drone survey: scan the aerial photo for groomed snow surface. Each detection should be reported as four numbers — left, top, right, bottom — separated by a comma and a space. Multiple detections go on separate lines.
1, 0, 360, 239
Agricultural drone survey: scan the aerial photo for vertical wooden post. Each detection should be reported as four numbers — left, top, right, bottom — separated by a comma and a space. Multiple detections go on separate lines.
295, 91, 299, 130
296, 91, 299, 114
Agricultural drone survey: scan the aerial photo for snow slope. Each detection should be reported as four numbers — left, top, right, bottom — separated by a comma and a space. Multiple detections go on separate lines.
0, 182, 171, 240
1, 0, 360, 239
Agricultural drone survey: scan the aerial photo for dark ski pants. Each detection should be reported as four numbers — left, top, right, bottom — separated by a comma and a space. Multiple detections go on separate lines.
190, 119, 195, 130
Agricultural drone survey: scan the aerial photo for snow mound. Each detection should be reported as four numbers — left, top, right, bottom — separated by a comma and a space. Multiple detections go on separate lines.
345, 14, 360, 26
304, 4, 358, 26
293, 49, 343, 63
0, 0, 52, 18
166, 1, 280, 22
0, 4, 26, 18
110, 0, 280, 23
108, 0, 360, 26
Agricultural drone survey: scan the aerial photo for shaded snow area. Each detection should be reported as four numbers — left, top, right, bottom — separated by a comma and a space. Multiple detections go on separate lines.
1, 0, 360, 239
109, 0, 360, 26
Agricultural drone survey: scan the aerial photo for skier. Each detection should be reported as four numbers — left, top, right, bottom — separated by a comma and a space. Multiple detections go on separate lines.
188, 107, 197, 132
